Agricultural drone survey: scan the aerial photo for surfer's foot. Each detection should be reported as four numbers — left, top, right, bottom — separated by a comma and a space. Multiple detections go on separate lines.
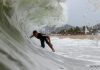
52, 49, 55, 52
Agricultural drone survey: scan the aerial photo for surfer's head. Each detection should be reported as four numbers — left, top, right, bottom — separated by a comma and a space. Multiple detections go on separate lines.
33, 30, 38, 36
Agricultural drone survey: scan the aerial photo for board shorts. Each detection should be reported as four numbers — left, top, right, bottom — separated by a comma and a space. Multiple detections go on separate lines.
40, 36, 50, 48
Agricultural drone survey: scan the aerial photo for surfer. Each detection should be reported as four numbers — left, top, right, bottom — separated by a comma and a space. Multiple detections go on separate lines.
30, 30, 55, 52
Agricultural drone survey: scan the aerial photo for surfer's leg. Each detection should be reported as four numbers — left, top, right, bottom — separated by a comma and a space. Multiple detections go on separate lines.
45, 39, 55, 52
40, 40, 45, 48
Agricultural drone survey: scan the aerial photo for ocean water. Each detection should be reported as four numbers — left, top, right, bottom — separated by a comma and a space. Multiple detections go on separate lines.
0, 0, 68, 70
0, 0, 100, 70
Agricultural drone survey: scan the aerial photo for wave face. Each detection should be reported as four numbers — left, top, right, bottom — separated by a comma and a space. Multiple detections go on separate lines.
0, 0, 67, 70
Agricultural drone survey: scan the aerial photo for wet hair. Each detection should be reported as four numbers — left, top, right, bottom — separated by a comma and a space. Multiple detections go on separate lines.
33, 30, 37, 35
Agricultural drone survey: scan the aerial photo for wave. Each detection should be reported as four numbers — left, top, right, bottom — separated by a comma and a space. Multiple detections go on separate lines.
0, 0, 67, 70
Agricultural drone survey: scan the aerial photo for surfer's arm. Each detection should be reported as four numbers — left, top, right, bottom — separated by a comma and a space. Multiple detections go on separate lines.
30, 35, 34, 38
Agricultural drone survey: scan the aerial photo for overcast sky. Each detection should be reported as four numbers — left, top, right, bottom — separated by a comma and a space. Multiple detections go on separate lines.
67, 0, 100, 26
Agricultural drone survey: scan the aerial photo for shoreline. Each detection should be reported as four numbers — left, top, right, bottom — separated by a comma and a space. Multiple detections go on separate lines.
51, 35, 100, 40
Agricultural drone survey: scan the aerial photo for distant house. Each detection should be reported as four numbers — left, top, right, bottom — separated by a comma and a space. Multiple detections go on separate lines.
85, 26, 90, 34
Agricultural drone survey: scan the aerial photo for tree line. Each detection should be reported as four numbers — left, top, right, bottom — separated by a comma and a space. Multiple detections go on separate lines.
57, 26, 86, 35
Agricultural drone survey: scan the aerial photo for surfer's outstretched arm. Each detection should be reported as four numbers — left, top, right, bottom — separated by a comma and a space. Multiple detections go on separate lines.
30, 35, 34, 38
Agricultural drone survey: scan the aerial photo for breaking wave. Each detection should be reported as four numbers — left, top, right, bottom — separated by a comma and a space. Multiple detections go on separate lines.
0, 0, 67, 70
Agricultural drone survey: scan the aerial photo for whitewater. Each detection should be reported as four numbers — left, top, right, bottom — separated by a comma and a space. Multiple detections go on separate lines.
0, 0, 100, 70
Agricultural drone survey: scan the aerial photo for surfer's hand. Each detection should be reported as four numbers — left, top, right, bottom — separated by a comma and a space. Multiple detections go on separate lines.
30, 35, 33, 38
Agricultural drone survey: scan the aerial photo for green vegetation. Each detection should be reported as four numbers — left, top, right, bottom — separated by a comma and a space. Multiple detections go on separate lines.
57, 26, 87, 35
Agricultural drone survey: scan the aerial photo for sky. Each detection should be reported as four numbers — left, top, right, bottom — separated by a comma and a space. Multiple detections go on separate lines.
67, 0, 100, 26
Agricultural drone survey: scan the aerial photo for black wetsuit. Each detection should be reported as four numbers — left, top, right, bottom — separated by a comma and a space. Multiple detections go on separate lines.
36, 33, 50, 48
